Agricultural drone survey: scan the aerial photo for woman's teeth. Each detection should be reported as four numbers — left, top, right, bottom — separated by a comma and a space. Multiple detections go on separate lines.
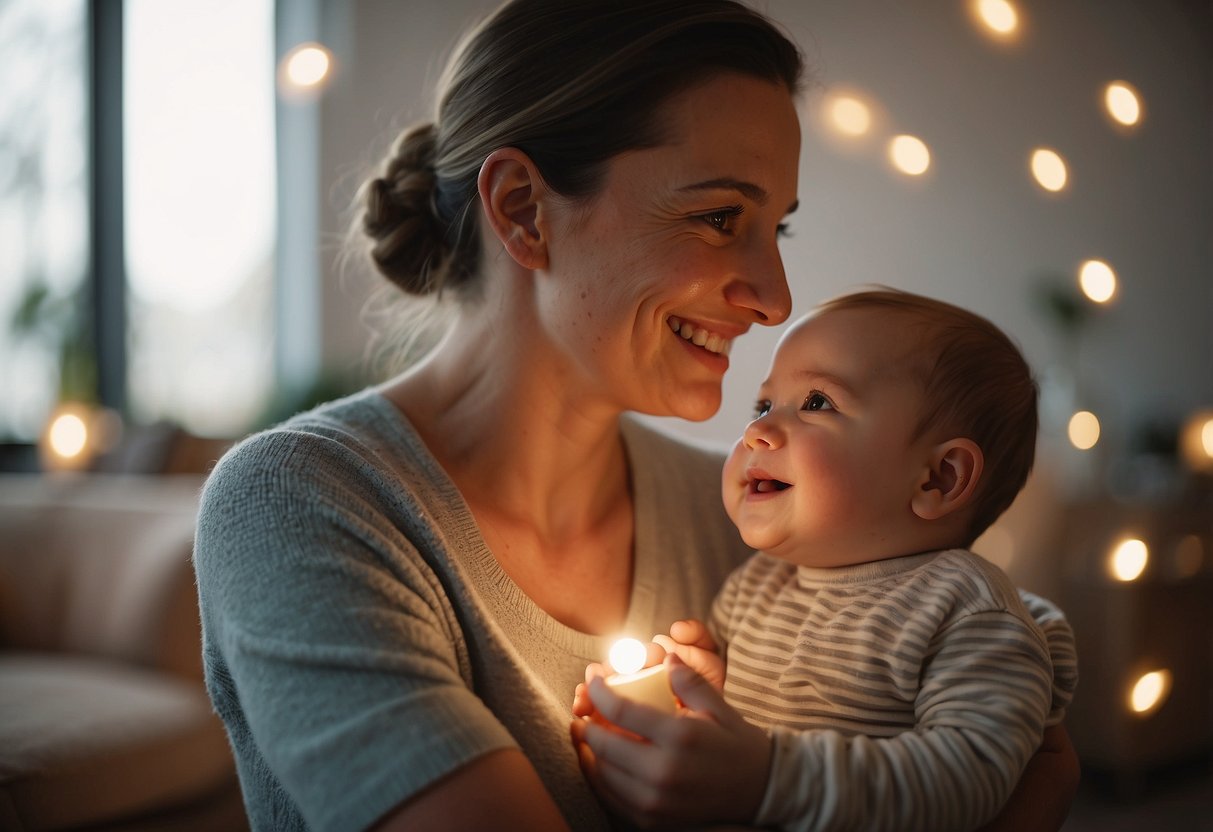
667, 317, 731, 356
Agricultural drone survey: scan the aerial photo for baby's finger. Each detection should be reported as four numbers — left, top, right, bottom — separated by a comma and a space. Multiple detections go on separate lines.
585, 661, 608, 684
670, 618, 716, 650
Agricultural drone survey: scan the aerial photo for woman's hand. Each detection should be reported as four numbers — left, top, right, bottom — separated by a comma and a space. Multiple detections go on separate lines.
570, 654, 771, 829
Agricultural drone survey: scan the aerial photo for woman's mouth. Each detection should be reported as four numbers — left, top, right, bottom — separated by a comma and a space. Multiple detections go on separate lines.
667, 316, 732, 356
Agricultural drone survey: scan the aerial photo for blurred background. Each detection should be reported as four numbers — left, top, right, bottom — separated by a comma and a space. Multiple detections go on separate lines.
1, 0, 1211, 827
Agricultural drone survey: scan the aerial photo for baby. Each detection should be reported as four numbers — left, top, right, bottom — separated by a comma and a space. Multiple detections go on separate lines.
578, 288, 1078, 831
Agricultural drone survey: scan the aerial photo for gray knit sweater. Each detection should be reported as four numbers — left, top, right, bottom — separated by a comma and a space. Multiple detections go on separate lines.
193, 389, 749, 831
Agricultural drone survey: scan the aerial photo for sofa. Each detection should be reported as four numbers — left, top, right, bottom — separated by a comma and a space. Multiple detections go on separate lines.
0, 474, 246, 831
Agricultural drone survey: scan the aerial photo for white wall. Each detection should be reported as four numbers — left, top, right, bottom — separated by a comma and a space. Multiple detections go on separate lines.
313, 0, 1212, 463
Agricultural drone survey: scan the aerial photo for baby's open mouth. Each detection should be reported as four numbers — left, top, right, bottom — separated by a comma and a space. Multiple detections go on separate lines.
667, 316, 732, 356
752, 478, 791, 493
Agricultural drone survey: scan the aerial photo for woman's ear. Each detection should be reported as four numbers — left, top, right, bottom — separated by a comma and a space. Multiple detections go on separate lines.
477, 147, 550, 270
911, 438, 984, 521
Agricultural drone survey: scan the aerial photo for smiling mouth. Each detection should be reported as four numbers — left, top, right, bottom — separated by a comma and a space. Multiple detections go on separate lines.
751, 478, 791, 493
667, 316, 732, 356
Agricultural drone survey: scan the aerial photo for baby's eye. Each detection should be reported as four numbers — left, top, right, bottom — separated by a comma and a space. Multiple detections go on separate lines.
802, 392, 834, 412
753, 399, 772, 418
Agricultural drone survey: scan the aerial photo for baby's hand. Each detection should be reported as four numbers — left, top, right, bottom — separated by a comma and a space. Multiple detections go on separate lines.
652, 619, 726, 690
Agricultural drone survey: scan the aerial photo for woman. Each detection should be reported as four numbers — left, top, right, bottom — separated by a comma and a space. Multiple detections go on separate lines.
193, 1, 1079, 830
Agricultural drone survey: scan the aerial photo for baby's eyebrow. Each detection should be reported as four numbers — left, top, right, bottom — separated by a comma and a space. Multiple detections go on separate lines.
791, 369, 857, 399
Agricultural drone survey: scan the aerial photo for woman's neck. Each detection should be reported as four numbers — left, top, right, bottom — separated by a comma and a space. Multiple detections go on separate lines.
382, 301, 631, 545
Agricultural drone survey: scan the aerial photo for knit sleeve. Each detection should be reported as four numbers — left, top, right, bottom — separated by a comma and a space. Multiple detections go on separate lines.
194, 429, 516, 832
754, 610, 1053, 832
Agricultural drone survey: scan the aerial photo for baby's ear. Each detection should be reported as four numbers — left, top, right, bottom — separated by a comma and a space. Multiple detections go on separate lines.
477, 147, 550, 270
912, 438, 983, 521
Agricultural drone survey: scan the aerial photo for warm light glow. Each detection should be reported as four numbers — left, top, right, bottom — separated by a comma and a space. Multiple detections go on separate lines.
889, 135, 931, 176
1031, 148, 1068, 192
829, 96, 872, 136
1105, 82, 1141, 126
1180, 411, 1213, 473
1110, 538, 1149, 582
1128, 670, 1172, 716
1078, 259, 1117, 303
1067, 410, 1100, 450
48, 412, 88, 459
282, 43, 331, 90
974, 0, 1019, 35
608, 638, 647, 675
1175, 534, 1204, 579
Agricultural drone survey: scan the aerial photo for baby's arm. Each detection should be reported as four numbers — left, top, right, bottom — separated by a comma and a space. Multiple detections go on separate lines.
754, 611, 1053, 832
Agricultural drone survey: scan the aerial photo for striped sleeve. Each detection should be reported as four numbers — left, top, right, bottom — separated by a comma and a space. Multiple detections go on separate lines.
1018, 588, 1079, 725
753, 608, 1053, 832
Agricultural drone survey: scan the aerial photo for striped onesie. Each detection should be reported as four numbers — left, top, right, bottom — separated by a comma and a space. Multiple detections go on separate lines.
711, 548, 1078, 832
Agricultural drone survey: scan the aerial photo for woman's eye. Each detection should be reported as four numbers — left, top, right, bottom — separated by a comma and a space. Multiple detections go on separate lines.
700, 207, 741, 233
802, 392, 833, 412
753, 400, 771, 418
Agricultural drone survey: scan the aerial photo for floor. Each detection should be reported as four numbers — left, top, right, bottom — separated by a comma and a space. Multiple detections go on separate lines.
1062, 757, 1213, 831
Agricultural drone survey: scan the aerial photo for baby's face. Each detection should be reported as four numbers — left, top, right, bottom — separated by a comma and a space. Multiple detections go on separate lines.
722, 306, 933, 567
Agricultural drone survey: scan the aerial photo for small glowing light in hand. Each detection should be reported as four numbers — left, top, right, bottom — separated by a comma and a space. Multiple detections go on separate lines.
1110, 538, 1149, 582
1128, 670, 1172, 716
608, 638, 647, 675
1079, 259, 1117, 303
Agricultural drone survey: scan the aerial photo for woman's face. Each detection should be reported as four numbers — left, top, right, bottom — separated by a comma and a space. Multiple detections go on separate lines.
537, 72, 802, 422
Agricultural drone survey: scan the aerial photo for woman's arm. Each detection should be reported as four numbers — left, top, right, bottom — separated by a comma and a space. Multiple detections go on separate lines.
976, 724, 1080, 832
372, 749, 570, 832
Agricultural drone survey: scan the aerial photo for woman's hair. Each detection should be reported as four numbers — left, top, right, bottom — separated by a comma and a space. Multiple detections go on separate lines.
357, 0, 804, 302
815, 287, 1040, 545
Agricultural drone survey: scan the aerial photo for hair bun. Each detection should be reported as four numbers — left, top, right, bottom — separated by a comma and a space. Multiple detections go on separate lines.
361, 122, 453, 295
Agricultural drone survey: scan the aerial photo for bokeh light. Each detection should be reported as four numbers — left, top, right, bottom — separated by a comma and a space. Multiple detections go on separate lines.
1110, 538, 1149, 582
889, 135, 931, 175
1105, 81, 1142, 126
1031, 148, 1068, 192
1068, 410, 1100, 450
829, 95, 872, 136
1128, 670, 1172, 716
973, 0, 1019, 37
1079, 259, 1117, 303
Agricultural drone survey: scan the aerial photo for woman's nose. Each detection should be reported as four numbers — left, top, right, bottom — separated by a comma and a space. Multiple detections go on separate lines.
744, 415, 783, 450
723, 242, 792, 326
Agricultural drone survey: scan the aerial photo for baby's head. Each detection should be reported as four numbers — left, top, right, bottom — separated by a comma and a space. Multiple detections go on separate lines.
722, 287, 1038, 566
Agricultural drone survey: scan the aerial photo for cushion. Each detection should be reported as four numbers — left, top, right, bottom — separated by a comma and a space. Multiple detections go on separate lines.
0, 654, 235, 830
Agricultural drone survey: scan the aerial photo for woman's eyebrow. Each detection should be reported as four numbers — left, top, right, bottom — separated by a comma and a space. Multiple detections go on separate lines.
677, 177, 770, 205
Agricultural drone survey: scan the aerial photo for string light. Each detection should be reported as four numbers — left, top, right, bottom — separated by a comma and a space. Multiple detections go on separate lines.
972, 0, 1020, 39
279, 42, 333, 97
1109, 538, 1149, 582
1068, 410, 1100, 450
1105, 81, 1142, 127
1128, 670, 1172, 716
889, 135, 931, 176
1031, 148, 1068, 192
829, 95, 872, 137
1078, 259, 1117, 303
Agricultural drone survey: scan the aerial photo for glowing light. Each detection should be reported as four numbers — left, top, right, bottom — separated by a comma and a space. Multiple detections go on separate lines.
1031, 148, 1068, 192
973, 0, 1019, 35
283, 43, 331, 89
1180, 411, 1213, 473
608, 638, 647, 675
889, 135, 931, 176
829, 96, 872, 136
1079, 259, 1117, 303
1175, 534, 1204, 579
1105, 82, 1141, 126
48, 412, 88, 459
1067, 411, 1100, 450
1128, 670, 1172, 716
1110, 538, 1149, 582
